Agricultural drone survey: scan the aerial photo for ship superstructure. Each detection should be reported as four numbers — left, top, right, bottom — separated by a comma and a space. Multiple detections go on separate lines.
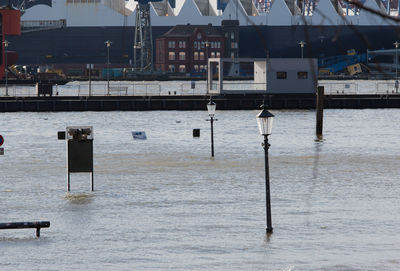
11, 0, 400, 27
3, 0, 400, 66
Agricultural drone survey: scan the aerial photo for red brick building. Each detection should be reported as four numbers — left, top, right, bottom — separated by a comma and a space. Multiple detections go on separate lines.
155, 24, 225, 74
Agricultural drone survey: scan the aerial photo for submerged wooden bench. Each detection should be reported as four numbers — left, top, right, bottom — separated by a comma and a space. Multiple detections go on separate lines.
0, 221, 50, 237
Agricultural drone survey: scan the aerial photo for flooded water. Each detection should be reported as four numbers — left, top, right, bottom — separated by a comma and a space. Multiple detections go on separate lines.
1, 109, 400, 270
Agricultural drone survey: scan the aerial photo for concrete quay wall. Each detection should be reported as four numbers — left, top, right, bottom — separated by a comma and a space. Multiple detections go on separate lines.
1, 94, 400, 112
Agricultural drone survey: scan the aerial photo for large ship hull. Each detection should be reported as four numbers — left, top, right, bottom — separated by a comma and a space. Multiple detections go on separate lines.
9, 24, 400, 65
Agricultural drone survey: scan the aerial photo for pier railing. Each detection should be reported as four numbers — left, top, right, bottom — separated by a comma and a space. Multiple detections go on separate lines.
376, 82, 399, 94
319, 82, 358, 95
2, 81, 400, 97
0, 82, 210, 97
219, 82, 268, 93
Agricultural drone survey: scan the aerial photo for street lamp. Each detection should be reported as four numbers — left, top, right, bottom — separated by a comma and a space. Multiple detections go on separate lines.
205, 40, 210, 89
394, 41, 399, 93
299, 40, 306, 59
105, 40, 112, 95
3, 40, 10, 97
207, 97, 216, 157
256, 102, 275, 234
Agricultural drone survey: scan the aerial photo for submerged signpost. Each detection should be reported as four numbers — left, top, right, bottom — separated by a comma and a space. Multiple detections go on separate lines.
59, 126, 94, 191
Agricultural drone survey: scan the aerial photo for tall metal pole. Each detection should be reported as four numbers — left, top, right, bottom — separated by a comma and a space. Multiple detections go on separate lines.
299, 41, 305, 59
263, 135, 273, 234
107, 45, 110, 95
210, 115, 214, 157
89, 64, 92, 96
67, 172, 70, 192
206, 40, 210, 84
207, 96, 216, 158
394, 48, 399, 93
394, 41, 399, 93
396, 43, 399, 93
4, 40, 9, 97
105, 40, 112, 95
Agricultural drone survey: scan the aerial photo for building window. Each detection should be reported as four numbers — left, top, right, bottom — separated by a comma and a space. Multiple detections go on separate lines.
277, 72, 287, 79
231, 52, 235, 58
197, 33, 202, 39
216, 52, 221, 58
200, 65, 204, 71
168, 52, 175, 60
194, 52, 199, 60
168, 65, 175, 72
178, 41, 186, 48
211, 42, 214, 49
194, 65, 199, 72
179, 52, 186, 61
298, 71, 308, 79
200, 52, 205, 60
217, 42, 221, 48
194, 41, 202, 49
231, 32, 235, 39
211, 52, 216, 58
179, 65, 186, 72
168, 41, 175, 48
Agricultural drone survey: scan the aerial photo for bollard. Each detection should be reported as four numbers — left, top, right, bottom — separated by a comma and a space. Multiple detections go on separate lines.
316, 86, 324, 138
193, 129, 200, 137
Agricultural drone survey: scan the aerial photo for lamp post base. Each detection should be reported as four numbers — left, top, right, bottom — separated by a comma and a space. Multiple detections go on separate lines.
266, 227, 273, 234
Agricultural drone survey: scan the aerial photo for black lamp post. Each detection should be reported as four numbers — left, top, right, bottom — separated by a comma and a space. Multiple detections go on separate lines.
105, 40, 112, 95
394, 41, 399, 93
3, 40, 10, 97
207, 97, 216, 157
256, 102, 275, 234
205, 40, 210, 90
299, 40, 306, 59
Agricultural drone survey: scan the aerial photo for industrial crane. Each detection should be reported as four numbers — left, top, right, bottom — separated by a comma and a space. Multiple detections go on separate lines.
133, 0, 163, 72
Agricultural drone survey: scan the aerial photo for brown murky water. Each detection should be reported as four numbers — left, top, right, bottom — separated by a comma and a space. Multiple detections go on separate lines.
1, 109, 399, 270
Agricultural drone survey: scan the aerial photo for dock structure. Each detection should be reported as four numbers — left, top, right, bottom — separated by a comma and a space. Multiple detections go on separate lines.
1, 94, 400, 112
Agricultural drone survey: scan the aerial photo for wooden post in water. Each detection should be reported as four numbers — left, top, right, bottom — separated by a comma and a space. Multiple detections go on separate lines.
316, 86, 324, 138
